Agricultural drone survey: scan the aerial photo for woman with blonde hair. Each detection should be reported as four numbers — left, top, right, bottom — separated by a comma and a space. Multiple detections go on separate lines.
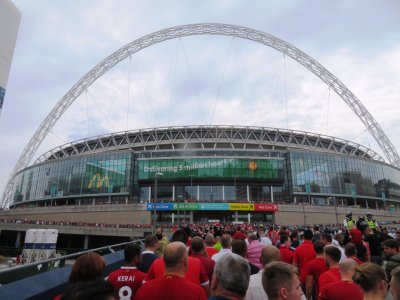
353, 262, 388, 300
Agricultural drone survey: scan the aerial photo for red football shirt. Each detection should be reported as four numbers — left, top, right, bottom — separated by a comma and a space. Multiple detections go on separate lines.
350, 228, 363, 244
279, 246, 294, 264
144, 257, 209, 285
318, 268, 341, 299
133, 274, 207, 300
205, 246, 219, 258
306, 257, 328, 296
319, 280, 363, 300
293, 240, 316, 284
107, 266, 145, 299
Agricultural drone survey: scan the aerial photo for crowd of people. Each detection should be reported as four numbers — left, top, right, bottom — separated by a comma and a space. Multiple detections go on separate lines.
53, 210, 400, 300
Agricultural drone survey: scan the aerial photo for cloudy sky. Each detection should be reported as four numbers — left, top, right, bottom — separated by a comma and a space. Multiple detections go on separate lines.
1, 0, 400, 198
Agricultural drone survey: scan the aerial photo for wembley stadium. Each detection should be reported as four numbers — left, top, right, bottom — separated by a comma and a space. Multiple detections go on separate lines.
1, 24, 400, 239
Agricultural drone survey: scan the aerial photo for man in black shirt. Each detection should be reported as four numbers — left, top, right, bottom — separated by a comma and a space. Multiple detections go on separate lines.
364, 227, 383, 265
138, 234, 158, 273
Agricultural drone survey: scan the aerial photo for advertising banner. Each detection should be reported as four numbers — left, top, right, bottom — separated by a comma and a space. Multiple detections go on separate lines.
229, 203, 254, 211
172, 203, 199, 210
147, 203, 174, 211
138, 157, 282, 180
199, 203, 229, 210
254, 203, 279, 212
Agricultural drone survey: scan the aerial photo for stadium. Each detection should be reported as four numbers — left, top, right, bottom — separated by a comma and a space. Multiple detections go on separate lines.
1, 24, 400, 241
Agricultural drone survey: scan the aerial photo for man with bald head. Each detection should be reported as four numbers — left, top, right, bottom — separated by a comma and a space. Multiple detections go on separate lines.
318, 259, 363, 300
134, 242, 207, 300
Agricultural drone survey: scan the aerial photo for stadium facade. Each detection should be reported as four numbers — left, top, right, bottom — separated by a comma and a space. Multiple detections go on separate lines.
9, 125, 400, 224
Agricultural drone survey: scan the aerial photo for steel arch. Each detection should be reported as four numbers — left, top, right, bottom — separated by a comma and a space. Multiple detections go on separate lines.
2, 23, 399, 208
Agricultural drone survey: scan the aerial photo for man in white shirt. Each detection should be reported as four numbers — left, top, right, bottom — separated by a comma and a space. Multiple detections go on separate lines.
211, 234, 232, 263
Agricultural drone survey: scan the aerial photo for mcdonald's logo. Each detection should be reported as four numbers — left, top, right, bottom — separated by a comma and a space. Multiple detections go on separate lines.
88, 173, 109, 189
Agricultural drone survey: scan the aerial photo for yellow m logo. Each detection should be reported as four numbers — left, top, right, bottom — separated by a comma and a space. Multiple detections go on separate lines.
88, 173, 109, 189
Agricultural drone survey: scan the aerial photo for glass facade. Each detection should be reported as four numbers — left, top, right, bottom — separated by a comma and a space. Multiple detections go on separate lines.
9, 149, 400, 209
288, 150, 400, 201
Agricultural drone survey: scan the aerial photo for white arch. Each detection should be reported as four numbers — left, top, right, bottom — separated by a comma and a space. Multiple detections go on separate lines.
2, 23, 398, 207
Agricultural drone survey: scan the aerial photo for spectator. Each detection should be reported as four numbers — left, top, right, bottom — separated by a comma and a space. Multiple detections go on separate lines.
293, 229, 316, 290
246, 246, 280, 300
107, 243, 145, 299
247, 234, 265, 269
353, 262, 388, 300
209, 253, 250, 300
205, 234, 219, 258
68, 252, 105, 284
318, 246, 341, 298
211, 234, 232, 263
145, 229, 210, 296
383, 239, 400, 280
262, 261, 303, 300
291, 230, 300, 249
60, 280, 116, 300
258, 228, 272, 246
232, 238, 260, 275
137, 235, 158, 273
321, 233, 345, 261
305, 241, 327, 300
279, 234, 294, 264
133, 242, 207, 300
390, 265, 400, 300
364, 227, 383, 265
190, 236, 215, 281
312, 226, 321, 244
213, 236, 222, 251
344, 242, 363, 265
154, 227, 169, 257
318, 259, 363, 300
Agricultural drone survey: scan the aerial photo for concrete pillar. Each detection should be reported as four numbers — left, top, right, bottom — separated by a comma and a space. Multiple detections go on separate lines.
189, 211, 193, 224
271, 186, 274, 202
84, 235, 89, 249
15, 231, 22, 248
235, 211, 238, 222
248, 213, 251, 224
172, 213, 175, 224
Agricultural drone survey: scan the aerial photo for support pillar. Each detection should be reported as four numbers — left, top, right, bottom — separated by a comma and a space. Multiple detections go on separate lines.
248, 213, 251, 224
189, 211, 193, 224
234, 211, 239, 222
15, 231, 22, 248
84, 235, 89, 250
172, 213, 175, 224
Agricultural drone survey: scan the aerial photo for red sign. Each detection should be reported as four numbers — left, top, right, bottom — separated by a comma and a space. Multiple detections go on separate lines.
255, 203, 278, 212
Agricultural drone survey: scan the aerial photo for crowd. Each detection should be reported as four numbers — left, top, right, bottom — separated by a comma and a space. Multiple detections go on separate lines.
52, 210, 400, 300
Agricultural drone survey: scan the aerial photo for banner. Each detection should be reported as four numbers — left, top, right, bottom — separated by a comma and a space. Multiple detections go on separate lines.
147, 203, 174, 211
254, 203, 279, 212
229, 203, 254, 211
199, 203, 229, 210
138, 157, 283, 180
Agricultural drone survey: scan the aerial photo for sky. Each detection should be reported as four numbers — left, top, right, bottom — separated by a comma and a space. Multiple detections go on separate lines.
1, 0, 400, 199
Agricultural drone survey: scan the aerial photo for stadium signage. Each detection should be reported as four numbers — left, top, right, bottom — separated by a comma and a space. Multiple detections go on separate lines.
147, 202, 279, 212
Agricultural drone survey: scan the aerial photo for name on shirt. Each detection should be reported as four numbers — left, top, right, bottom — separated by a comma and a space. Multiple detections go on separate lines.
117, 275, 135, 282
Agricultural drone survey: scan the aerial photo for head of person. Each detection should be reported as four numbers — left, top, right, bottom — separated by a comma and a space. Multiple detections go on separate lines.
211, 253, 250, 298
258, 229, 266, 238
262, 261, 302, 300
60, 280, 116, 300
339, 259, 358, 281
232, 238, 247, 258
344, 242, 357, 258
312, 241, 324, 256
205, 233, 215, 246
163, 242, 188, 275
69, 252, 106, 284
303, 229, 313, 241
383, 239, 399, 257
124, 243, 142, 266
353, 262, 388, 299
155, 227, 164, 240
323, 246, 341, 268
144, 234, 158, 251
314, 225, 320, 232
347, 211, 353, 218
220, 234, 232, 249
321, 233, 332, 245
190, 236, 205, 254
260, 246, 281, 267
280, 234, 291, 248
171, 229, 189, 245
290, 230, 298, 241
366, 212, 373, 219
390, 265, 400, 300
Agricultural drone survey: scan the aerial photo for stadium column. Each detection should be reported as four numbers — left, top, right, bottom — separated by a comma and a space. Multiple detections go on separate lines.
190, 211, 193, 223
234, 211, 238, 222
84, 235, 89, 249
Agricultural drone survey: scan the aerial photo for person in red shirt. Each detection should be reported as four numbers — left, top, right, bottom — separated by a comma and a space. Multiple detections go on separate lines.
190, 236, 215, 281
144, 229, 210, 296
318, 246, 342, 299
305, 241, 328, 300
293, 229, 316, 289
319, 259, 363, 300
205, 233, 219, 258
107, 243, 145, 300
279, 234, 294, 264
134, 242, 207, 300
